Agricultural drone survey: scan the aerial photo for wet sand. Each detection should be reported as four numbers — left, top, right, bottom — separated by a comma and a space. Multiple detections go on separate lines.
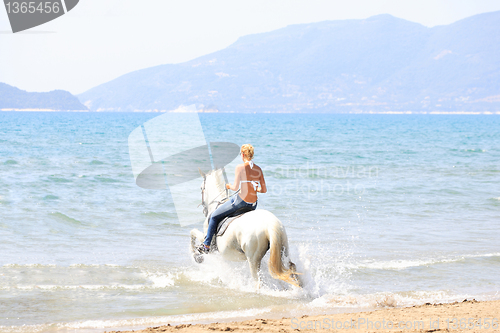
107, 299, 500, 333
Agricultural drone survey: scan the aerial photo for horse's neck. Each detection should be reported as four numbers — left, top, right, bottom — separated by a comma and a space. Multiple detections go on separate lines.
204, 197, 227, 234
205, 170, 226, 214
207, 177, 223, 199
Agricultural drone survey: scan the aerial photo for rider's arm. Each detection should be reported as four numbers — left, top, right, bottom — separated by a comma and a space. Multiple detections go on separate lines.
258, 168, 267, 193
226, 165, 241, 191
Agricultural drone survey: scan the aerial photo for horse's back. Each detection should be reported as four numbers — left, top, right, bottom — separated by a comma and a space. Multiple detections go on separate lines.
231, 209, 281, 233
216, 209, 285, 260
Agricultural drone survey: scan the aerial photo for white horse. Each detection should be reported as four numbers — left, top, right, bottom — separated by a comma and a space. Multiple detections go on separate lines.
190, 168, 301, 288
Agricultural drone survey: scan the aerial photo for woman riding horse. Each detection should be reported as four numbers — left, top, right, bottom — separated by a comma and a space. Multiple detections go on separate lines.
197, 144, 267, 253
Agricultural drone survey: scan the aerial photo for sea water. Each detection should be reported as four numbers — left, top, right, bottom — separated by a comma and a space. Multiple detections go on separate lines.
0, 112, 499, 332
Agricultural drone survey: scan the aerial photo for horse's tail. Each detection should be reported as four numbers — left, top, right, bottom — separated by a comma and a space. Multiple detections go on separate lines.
267, 220, 302, 287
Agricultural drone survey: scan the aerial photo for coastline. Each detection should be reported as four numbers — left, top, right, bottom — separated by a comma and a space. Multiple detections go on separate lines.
2, 109, 500, 114
107, 299, 500, 333
0, 108, 89, 112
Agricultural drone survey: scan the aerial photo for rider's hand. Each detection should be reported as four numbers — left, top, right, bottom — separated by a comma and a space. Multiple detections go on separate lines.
257, 186, 262, 192
226, 184, 230, 190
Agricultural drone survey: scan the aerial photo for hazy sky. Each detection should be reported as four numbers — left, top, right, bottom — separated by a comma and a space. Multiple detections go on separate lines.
1, 0, 499, 94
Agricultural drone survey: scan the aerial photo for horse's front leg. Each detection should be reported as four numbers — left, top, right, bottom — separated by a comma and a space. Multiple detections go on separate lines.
190, 228, 204, 253
190, 228, 206, 264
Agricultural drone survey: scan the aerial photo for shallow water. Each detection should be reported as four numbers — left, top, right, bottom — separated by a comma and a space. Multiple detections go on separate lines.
0, 112, 499, 332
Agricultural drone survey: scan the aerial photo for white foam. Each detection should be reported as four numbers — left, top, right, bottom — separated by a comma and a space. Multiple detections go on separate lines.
307, 290, 491, 311
0, 283, 176, 292
2, 263, 57, 268
69, 263, 101, 268
141, 270, 175, 288
347, 253, 500, 271
293, 243, 355, 299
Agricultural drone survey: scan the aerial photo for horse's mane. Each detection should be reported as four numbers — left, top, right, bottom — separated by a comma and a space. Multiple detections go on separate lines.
205, 168, 226, 200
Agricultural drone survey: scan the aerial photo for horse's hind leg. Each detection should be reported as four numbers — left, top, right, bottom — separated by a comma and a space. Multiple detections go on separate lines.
245, 241, 269, 289
288, 261, 302, 287
247, 259, 261, 289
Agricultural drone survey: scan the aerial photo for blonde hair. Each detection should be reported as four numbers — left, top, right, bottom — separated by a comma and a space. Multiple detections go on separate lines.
241, 144, 254, 160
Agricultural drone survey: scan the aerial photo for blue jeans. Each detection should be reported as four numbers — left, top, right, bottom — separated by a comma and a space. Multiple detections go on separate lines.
204, 195, 257, 246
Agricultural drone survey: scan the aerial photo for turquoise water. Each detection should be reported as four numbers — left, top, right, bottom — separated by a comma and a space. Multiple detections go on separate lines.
0, 112, 499, 332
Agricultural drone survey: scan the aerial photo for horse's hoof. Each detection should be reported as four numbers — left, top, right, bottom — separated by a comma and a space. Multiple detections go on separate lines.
193, 253, 204, 264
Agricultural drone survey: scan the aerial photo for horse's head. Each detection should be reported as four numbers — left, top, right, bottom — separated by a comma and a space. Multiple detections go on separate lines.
200, 167, 227, 217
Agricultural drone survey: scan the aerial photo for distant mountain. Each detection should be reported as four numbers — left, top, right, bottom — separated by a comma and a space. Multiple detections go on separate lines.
0, 83, 87, 111
79, 11, 500, 112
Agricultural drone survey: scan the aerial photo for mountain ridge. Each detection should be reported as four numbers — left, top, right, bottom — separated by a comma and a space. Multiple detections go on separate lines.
78, 11, 500, 112
0, 83, 88, 111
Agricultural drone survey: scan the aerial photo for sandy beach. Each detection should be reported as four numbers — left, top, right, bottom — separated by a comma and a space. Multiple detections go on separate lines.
107, 299, 500, 333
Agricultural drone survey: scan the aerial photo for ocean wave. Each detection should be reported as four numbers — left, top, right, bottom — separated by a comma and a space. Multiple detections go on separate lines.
49, 212, 86, 226
450, 148, 487, 153
348, 253, 500, 271
3, 159, 18, 165
0, 308, 272, 333
46, 175, 72, 183
10, 261, 295, 297
69, 263, 116, 268
2, 263, 145, 269
2, 263, 58, 268
142, 271, 176, 288
0, 284, 175, 291
463, 148, 486, 153
0, 264, 177, 291
93, 175, 121, 183
142, 211, 178, 219
315, 290, 486, 309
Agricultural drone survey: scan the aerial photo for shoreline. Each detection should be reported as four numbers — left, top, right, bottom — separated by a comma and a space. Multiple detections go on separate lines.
106, 299, 500, 333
